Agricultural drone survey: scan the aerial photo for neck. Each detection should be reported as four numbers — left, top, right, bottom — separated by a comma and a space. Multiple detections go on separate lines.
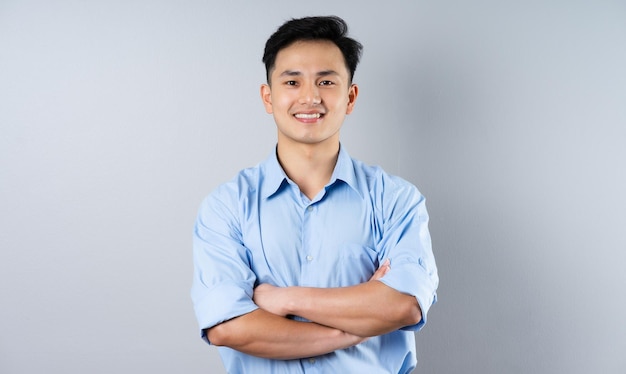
276, 141, 339, 200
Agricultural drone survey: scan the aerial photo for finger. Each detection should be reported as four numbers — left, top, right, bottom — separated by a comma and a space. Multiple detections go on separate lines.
369, 259, 391, 281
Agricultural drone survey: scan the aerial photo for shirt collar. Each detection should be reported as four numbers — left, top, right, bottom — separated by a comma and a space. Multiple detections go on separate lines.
329, 145, 363, 199
260, 144, 363, 200
260, 147, 289, 199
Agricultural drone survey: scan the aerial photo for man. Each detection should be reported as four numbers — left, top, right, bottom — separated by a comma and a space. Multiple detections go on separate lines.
192, 16, 438, 373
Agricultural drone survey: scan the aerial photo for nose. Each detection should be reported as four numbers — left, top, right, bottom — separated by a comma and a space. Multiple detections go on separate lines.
299, 83, 321, 105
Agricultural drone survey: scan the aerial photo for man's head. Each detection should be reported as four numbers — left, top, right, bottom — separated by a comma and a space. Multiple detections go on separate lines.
262, 16, 363, 85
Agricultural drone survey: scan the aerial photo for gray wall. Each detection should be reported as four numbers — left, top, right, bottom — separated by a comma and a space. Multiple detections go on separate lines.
1, 1, 624, 373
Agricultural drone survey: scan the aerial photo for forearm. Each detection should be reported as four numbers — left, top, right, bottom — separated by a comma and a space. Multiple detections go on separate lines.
283, 281, 421, 337
206, 309, 364, 359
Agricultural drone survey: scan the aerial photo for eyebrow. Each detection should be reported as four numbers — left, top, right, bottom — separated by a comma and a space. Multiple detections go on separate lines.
278, 70, 340, 77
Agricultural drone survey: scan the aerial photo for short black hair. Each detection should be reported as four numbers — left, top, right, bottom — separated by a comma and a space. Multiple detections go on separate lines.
262, 16, 363, 84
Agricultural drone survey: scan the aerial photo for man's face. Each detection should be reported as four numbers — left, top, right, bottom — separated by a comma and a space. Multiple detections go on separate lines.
261, 40, 358, 149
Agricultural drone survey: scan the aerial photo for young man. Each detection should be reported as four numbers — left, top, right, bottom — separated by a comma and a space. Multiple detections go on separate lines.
192, 16, 438, 373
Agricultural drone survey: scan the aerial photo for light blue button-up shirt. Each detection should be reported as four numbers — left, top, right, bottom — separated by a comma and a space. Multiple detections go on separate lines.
192, 146, 438, 374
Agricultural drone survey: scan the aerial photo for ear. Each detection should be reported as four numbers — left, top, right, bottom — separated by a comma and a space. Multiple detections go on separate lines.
345, 84, 359, 114
260, 84, 273, 114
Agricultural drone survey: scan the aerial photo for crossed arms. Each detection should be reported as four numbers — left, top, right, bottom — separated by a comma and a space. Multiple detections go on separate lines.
206, 259, 422, 360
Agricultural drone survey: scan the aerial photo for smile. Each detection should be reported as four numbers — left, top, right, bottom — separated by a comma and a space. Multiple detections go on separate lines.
294, 113, 323, 119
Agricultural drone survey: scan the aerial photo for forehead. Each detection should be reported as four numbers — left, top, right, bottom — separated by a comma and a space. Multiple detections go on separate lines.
272, 40, 349, 76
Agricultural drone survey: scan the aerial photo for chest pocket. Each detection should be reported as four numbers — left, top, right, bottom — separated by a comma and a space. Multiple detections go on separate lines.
330, 243, 379, 286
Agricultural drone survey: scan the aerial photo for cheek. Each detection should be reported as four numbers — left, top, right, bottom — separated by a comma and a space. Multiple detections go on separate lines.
328, 94, 350, 111
272, 94, 294, 110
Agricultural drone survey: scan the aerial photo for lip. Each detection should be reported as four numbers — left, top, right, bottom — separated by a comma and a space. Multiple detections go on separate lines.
293, 112, 325, 123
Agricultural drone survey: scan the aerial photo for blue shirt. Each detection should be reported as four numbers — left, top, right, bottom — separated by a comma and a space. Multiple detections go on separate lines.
191, 146, 438, 374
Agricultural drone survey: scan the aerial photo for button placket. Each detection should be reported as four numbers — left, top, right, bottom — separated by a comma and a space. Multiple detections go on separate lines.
301, 203, 316, 282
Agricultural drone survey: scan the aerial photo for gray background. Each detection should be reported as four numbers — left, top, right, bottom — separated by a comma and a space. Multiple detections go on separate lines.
1, 1, 625, 373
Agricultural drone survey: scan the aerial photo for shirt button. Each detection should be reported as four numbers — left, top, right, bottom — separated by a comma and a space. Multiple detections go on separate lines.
308, 358, 316, 364
306, 255, 313, 262
307, 206, 313, 212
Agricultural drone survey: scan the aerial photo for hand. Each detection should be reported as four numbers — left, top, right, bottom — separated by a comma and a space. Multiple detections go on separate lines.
254, 258, 391, 319
369, 258, 390, 281
253, 283, 289, 316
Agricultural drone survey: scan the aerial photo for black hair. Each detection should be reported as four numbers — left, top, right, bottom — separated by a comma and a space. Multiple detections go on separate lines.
262, 16, 363, 84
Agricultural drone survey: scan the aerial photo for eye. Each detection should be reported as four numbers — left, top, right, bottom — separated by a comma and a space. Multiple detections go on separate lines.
285, 80, 298, 86
319, 80, 334, 86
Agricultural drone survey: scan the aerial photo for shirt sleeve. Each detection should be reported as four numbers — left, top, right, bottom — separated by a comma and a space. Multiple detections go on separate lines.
191, 184, 259, 343
375, 175, 439, 331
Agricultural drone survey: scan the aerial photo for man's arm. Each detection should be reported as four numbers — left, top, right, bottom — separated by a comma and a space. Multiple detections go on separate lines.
206, 263, 392, 358
254, 259, 421, 337
206, 308, 366, 359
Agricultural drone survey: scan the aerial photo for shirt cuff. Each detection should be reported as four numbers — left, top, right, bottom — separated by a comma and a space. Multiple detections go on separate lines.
193, 281, 258, 344
379, 257, 438, 331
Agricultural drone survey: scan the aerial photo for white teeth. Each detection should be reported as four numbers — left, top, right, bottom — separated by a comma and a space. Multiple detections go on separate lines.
294, 113, 321, 119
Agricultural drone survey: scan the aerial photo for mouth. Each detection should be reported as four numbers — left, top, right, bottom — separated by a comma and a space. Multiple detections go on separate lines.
293, 112, 324, 124
294, 112, 324, 120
